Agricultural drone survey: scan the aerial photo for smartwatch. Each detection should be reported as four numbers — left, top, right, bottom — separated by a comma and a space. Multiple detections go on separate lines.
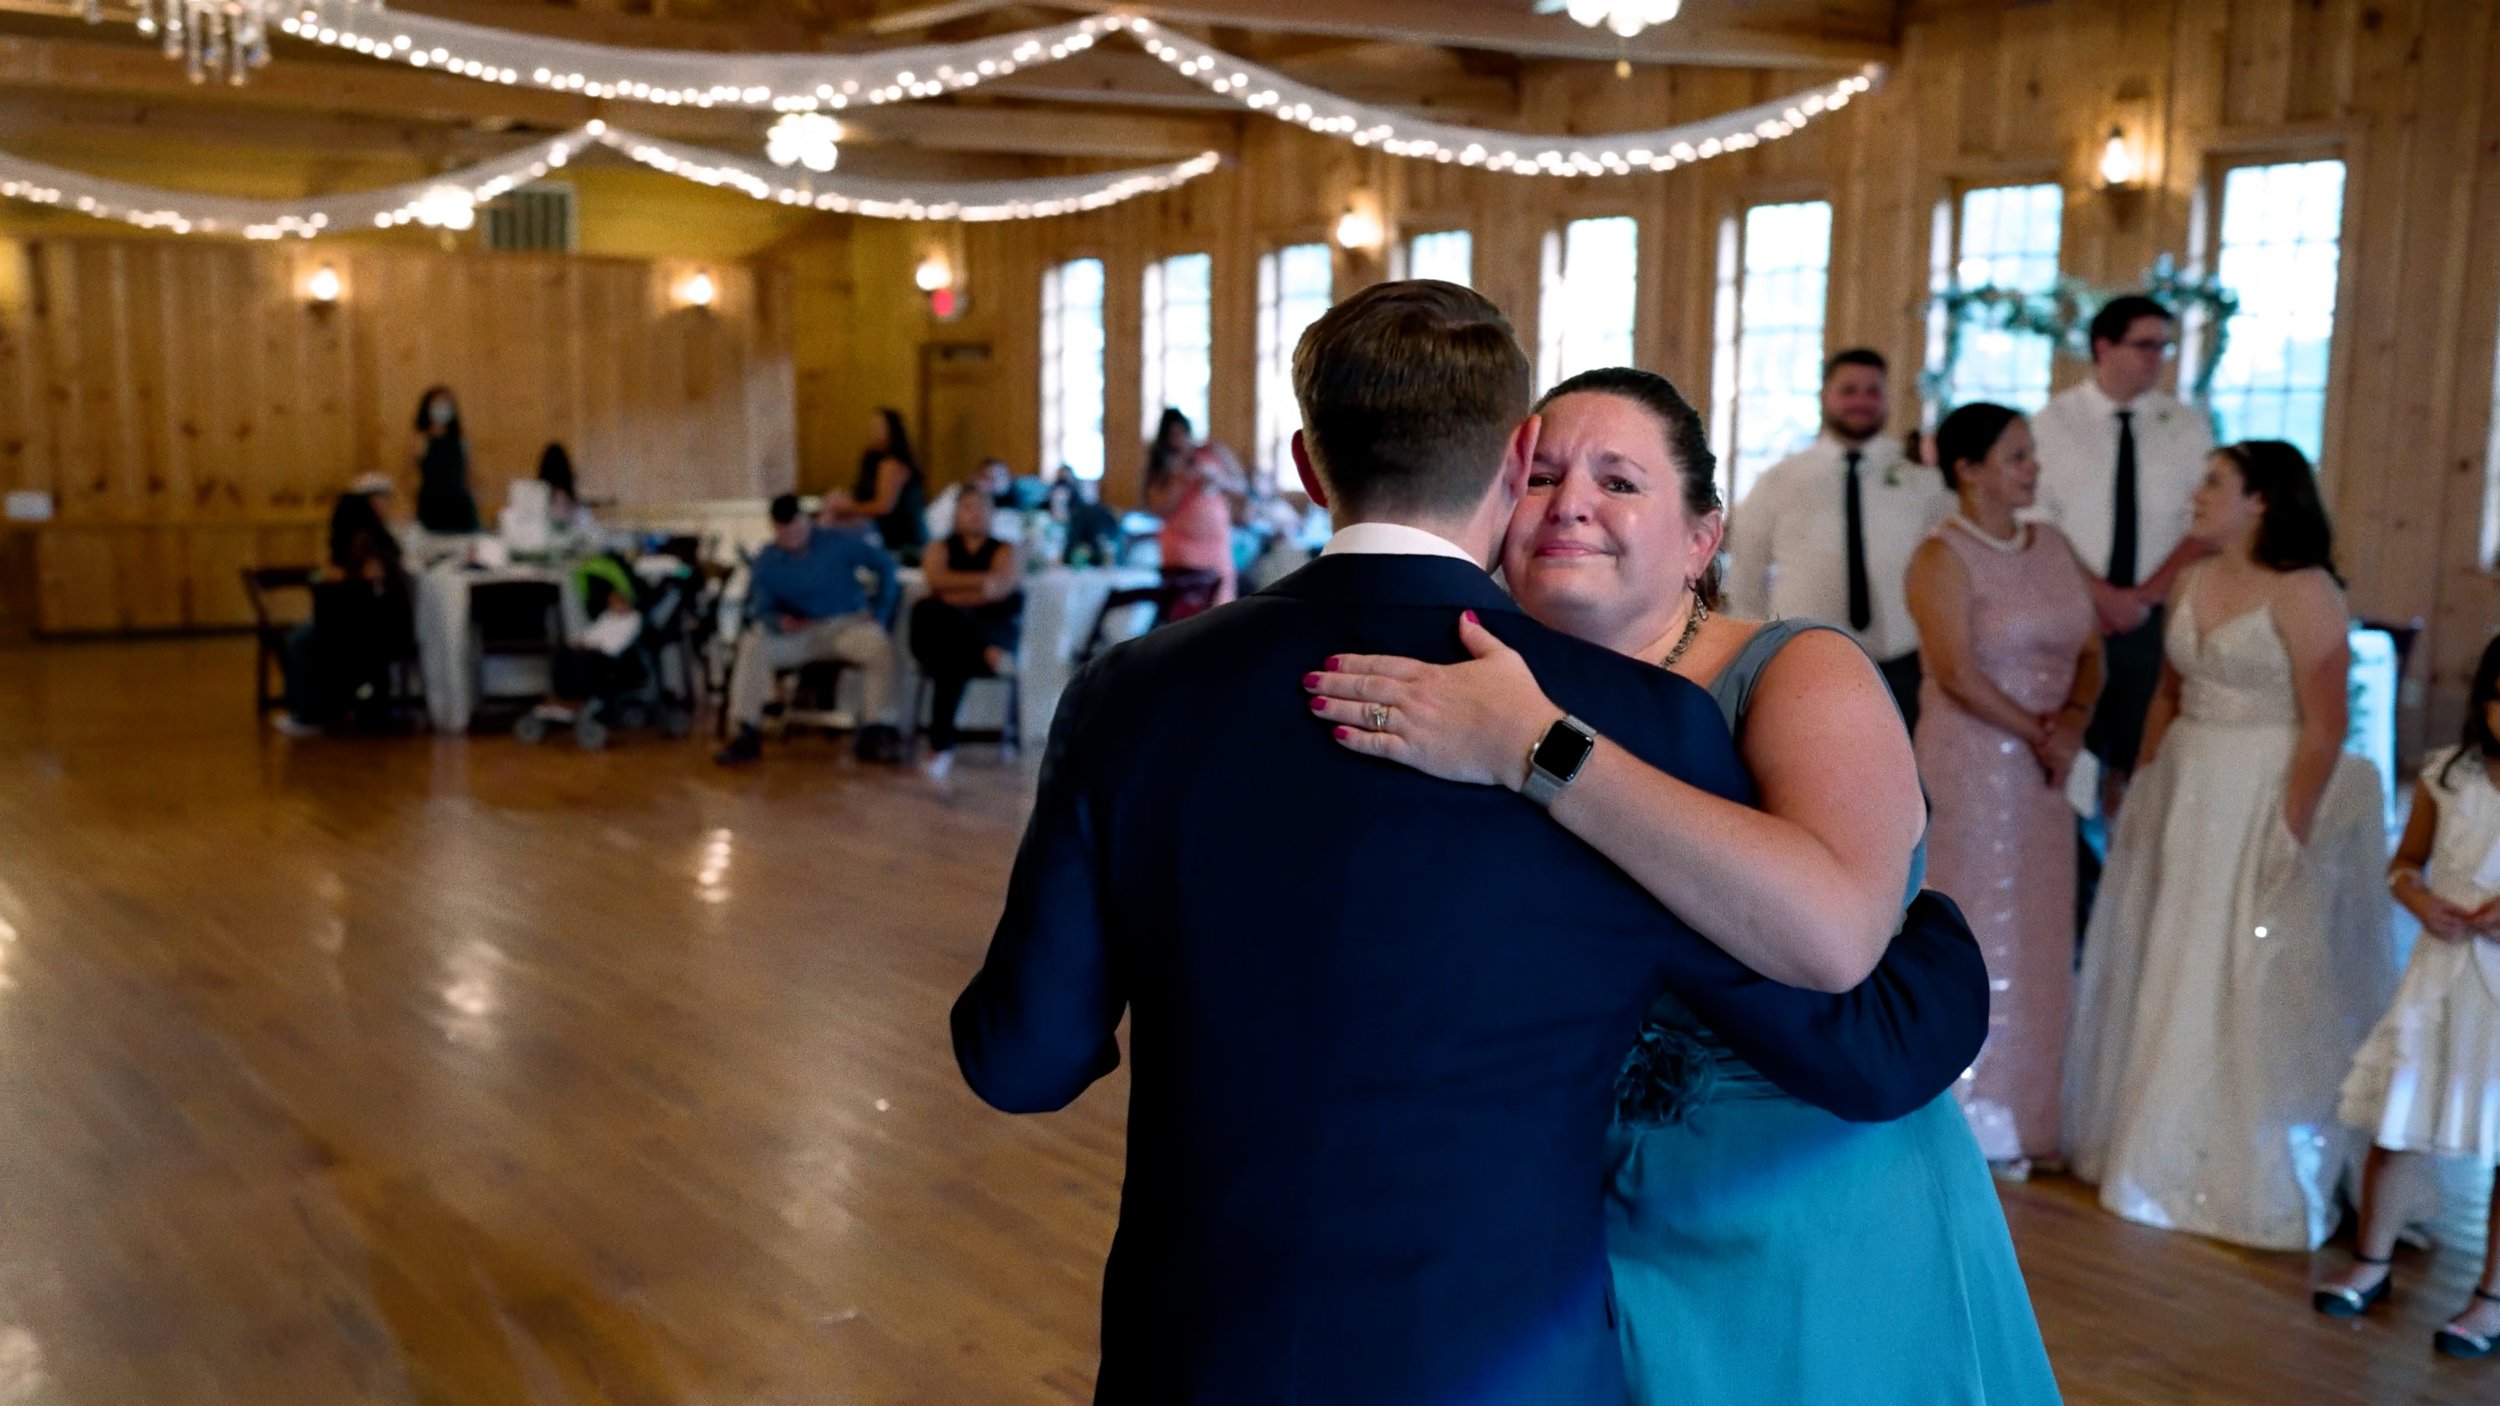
1522, 715, 1598, 809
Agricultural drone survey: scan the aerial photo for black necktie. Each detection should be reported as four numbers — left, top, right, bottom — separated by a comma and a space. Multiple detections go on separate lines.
1843, 449, 1872, 632
2109, 409, 2139, 588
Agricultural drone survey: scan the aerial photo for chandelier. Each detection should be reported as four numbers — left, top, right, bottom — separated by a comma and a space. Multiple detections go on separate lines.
766, 113, 843, 175
1535, 0, 1683, 40
84, 0, 321, 84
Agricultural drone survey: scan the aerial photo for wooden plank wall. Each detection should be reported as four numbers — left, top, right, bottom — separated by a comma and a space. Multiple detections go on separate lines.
0, 238, 795, 634
840, 0, 2500, 747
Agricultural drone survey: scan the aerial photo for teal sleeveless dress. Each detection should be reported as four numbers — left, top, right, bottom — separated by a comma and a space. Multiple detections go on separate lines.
1605, 621, 2061, 1405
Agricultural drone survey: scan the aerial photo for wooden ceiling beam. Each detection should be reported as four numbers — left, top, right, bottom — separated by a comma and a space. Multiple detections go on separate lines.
972, 47, 1518, 119
838, 101, 1234, 157
860, 0, 1020, 37
1060, 0, 1895, 70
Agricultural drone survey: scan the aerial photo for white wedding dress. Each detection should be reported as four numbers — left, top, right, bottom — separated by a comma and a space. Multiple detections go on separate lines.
2063, 572, 2399, 1250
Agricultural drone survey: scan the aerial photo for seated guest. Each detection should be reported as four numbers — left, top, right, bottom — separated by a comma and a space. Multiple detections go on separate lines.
911, 489, 1026, 781
536, 442, 601, 546
535, 555, 645, 723
975, 457, 1022, 509
274, 487, 414, 737
715, 493, 905, 767
1153, 443, 1241, 619
1047, 469, 1121, 566
926, 459, 1029, 546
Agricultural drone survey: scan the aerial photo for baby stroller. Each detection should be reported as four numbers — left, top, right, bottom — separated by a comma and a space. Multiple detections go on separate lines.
515, 553, 705, 750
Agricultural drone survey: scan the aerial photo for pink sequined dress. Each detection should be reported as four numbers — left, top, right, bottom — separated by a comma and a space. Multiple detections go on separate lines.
1915, 518, 2097, 1161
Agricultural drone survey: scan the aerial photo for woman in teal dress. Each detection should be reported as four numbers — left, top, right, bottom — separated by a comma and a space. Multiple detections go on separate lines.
1305, 367, 2059, 1404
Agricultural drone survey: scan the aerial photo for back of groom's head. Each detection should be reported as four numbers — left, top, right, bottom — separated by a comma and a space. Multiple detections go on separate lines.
1292, 280, 1532, 520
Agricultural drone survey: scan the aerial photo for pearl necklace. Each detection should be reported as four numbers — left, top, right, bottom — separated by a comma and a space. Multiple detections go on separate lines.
1948, 514, 2028, 554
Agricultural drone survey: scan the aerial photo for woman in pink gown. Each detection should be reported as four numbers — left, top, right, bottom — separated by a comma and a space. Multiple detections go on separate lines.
1907, 402, 2103, 1172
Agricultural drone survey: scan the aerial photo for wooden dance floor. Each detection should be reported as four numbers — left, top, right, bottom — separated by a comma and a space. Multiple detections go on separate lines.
1, 636, 2491, 1405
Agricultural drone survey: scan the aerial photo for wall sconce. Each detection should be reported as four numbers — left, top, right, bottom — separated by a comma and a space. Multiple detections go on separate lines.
673, 270, 718, 311
1334, 195, 1385, 253
303, 262, 342, 307
2098, 125, 2143, 190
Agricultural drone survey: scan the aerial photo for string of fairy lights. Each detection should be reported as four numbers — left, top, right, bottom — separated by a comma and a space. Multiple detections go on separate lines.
8, 8, 1888, 235
0, 124, 1224, 237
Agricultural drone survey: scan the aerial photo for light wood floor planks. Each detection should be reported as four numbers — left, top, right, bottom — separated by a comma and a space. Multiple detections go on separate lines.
0, 635, 2492, 1405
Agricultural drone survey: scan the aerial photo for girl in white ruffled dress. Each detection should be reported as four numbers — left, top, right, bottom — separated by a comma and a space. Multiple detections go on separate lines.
2317, 633, 2500, 1359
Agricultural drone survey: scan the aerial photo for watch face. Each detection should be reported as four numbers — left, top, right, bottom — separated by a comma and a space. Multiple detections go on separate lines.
1532, 720, 1595, 780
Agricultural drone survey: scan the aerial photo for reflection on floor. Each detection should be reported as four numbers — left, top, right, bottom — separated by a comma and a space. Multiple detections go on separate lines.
0, 636, 2489, 1405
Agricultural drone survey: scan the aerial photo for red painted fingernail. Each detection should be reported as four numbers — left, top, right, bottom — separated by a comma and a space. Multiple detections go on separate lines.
1310, 696, 1328, 711
1303, 673, 1320, 689
1333, 726, 1351, 741
1326, 656, 1341, 670
1464, 611, 1479, 623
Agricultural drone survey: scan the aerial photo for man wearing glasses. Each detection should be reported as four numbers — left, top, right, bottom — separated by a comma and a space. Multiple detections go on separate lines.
2030, 294, 2214, 820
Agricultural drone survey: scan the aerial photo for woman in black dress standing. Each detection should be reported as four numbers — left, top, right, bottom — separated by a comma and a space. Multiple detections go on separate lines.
412, 385, 480, 534
910, 486, 1023, 779
829, 407, 929, 564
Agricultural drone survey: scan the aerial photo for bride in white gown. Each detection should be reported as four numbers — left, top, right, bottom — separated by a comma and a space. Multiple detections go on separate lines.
2064, 440, 2399, 1251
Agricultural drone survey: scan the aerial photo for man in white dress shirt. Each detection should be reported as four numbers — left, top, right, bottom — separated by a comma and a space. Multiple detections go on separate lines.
1725, 349, 1952, 733
2028, 295, 2215, 804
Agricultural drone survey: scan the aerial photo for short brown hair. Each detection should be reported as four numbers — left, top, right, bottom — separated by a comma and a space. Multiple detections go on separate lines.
1291, 279, 1532, 518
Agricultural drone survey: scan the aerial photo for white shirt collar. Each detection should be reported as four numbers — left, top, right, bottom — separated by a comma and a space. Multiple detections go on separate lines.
1818, 431, 1904, 469
2076, 378, 2157, 417
1319, 522, 1484, 565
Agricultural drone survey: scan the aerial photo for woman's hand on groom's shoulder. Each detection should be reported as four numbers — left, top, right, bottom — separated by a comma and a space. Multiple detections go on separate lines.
1303, 612, 1561, 792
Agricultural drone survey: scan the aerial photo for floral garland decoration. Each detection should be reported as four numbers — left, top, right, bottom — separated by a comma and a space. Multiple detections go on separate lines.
1919, 255, 2242, 418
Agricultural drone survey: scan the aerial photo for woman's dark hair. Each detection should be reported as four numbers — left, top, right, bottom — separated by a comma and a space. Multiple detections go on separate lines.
1933, 402, 2024, 493
1155, 407, 1195, 444
2215, 440, 2339, 581
1534, 366, 1724, 608
873, 408, 918, 473
536, 442, 576, 498
412, 385, 461, 438
327, 489, 403, 576
2440, 634, 2500, 789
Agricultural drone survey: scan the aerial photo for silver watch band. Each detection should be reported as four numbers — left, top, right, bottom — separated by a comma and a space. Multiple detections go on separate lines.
1521, 715, 1596, 810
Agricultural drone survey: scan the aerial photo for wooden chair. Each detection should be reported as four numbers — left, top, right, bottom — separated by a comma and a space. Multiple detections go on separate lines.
240, 565, 319, 715
913, 666, 1023, 760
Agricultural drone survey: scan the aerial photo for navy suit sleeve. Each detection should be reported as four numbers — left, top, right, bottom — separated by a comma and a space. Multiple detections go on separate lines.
1667, 891, 1990, 1123
1538, 651, 1990, 1123
950, 657, 1125, 1113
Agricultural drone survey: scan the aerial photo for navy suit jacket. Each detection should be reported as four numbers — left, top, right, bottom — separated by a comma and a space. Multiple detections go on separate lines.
953, 552, 1989, 1405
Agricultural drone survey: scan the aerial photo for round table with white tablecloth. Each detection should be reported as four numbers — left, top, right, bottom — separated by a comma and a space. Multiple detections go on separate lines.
413, 563, 581, 733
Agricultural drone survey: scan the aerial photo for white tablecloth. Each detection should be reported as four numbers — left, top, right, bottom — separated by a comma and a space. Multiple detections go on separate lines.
880, 565, 1157, 750
414, 565, 577, 733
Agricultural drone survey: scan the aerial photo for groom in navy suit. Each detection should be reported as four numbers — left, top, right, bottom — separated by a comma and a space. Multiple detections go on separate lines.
954, 281, 1989, 1404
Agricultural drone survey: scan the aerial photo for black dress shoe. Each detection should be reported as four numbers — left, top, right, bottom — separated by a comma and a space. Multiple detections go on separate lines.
2435, 1289, 2500, 1358
2313, 1257, 2393, 1318
714, 725, 763, 766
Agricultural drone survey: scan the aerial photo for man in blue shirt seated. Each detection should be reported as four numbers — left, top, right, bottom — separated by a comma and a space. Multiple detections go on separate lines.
716, 493, 906, 766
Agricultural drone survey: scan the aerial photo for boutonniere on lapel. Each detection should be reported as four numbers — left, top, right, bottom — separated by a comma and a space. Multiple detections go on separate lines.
1883, 463, 1902, 488
2155, 407, 2174, 427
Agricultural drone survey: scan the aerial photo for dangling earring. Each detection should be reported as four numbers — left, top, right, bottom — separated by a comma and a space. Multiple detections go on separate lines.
1661, 576, 1710, 668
